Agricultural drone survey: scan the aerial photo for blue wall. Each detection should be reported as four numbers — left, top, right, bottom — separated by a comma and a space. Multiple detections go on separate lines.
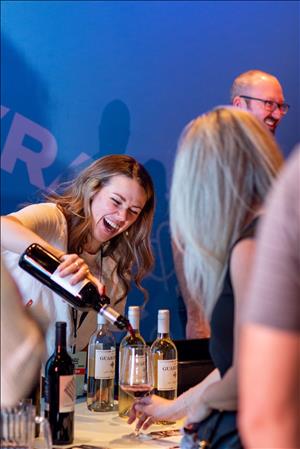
1, 0, 299, 341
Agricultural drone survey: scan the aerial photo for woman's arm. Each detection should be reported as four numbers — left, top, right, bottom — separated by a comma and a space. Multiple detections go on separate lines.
1, 215, 65, 259
1, 215, 102, 290
128, 368, 220, 430
172, 241, 210, 338
185, 238, 257, 424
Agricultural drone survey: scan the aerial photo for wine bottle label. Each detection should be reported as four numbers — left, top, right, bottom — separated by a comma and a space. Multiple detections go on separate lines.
95, 349, 116, 380
59, 375, 76, 412
157, 359, 177, 390
50, 268, 89, 296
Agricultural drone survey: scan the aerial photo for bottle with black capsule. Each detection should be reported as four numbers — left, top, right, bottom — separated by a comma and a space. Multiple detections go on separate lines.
19, 243, 131, 331
45, 321, 75, 445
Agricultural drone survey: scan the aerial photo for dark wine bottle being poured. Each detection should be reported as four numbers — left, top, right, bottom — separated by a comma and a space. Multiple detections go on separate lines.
19, 243, 132, 332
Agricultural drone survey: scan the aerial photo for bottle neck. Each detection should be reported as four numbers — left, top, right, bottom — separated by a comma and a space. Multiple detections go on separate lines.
128, 313, 140, 332
55, 326, 67, 353
100, 305, 130, 331
157, 317, 169, 335
128, 327, 140, 336
157, 332, 170, 339
97, 323, 107, 332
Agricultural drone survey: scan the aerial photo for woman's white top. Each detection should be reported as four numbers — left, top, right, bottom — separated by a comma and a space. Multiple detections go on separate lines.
2, 203, 125, 361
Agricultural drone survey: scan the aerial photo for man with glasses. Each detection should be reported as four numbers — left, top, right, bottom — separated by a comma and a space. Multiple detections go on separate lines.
231, 70, 289, 134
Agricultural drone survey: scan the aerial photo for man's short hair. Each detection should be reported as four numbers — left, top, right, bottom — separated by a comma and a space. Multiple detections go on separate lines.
230, 70, 277, 103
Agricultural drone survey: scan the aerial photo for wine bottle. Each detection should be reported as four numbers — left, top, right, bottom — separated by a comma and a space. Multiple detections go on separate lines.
87, 313, 116, 412
19, 243, 130, 331
151, 310, 178, 401
118, 306, 145, 418
45, 321, 75, 445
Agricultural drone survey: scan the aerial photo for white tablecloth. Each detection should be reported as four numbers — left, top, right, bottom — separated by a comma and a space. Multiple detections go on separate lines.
67, 401, 182, 449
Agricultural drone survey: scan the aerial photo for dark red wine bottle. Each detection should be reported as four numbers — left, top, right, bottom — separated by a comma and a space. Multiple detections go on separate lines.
19, 243, 130, 330
45, 321, 75, 445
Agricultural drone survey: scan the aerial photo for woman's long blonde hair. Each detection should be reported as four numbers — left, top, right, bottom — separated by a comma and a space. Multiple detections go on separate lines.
170, 107, 283, 318
47, 154, 155, 304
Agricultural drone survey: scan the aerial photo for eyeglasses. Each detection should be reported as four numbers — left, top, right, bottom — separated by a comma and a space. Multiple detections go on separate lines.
239, 95, 290, 115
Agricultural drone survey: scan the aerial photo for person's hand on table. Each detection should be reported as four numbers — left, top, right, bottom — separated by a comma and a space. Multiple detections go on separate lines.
127, 395, 180, 431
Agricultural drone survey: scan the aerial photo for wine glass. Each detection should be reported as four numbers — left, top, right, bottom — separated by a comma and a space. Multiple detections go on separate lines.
119, 344, 154, 437
0, 401, 52, 449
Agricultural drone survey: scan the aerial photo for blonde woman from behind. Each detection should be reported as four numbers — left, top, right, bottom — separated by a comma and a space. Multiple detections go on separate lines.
128, 107, 283, 449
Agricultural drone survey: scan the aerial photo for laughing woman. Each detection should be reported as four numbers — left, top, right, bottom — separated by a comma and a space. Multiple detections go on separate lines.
1, 155, 155, 358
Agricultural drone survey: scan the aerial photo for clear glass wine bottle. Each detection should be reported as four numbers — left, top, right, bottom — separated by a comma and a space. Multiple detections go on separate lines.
87, 313, 116, 412
118, 306, 145, 418
151, 309, 178, 400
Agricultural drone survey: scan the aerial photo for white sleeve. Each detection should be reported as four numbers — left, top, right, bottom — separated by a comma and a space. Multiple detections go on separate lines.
10, 203, 68, 249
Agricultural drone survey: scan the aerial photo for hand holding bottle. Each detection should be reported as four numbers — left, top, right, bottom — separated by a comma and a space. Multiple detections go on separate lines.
19, 244, 130, 330
57, 253, 104, 293
57, 254, 90, 283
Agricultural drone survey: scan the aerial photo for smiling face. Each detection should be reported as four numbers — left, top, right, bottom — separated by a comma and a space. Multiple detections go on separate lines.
89, 174, 147, 248
233, 74, 285, 134
245, 76, 285, 134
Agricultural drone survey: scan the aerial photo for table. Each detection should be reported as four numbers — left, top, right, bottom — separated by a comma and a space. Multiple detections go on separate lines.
69, 401, 182, 449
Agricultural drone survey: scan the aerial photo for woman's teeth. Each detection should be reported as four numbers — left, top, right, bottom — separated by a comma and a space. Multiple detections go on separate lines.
104, 217, 120, 230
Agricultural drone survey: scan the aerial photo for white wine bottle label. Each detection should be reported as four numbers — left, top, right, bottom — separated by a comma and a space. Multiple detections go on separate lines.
157, 359, 177, 390
95, 349, 116, 380
59, 375, 75, 412
50, 268, 89, 296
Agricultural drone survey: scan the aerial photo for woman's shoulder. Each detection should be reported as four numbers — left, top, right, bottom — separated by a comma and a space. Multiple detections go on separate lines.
10, 202, 68, 244
10, 202, 64, 219
230, 217, 260, 255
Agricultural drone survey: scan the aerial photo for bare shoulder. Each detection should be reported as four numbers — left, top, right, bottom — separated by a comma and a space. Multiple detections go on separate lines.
230, 239, 257, 304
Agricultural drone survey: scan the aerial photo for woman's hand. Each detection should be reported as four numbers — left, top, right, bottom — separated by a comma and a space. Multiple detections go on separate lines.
127, 395, 180, 431
87, 273, 105, 296
58, 254, 104, 295
58, 254, 90, 283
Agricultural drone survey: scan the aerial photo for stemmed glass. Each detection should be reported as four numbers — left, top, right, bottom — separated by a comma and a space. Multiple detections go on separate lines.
119, 344, 154, 437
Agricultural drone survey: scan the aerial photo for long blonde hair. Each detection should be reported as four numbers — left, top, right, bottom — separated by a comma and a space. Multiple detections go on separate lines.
170, 106, 283, 318
47, 154, 155, 304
